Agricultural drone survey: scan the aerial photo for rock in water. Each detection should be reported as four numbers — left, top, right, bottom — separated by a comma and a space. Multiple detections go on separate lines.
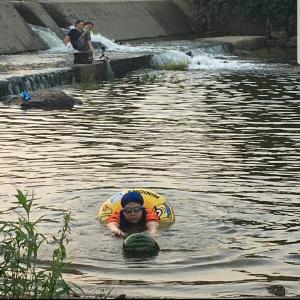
267, 284, 286, 296
20, 90, 82, 110
123, 233, 160, 255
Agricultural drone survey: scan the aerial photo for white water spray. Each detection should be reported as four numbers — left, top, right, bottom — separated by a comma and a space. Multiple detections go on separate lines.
31, 25, 267, 71
151, 50, 191, 67
31, 25, 74, 53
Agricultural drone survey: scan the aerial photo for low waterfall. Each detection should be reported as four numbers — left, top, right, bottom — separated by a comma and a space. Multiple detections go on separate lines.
188, 44, 263, 70
31, 25, 73, 52
105, 61, 115, 81
91, 33, 121, 50
31, 25, 128, 52
150, 43, 264, 70
0, 69, 73, 98
30, 24, 243, 71
151, 50, 191, 68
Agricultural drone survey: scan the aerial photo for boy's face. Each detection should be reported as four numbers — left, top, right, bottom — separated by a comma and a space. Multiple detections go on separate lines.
75, 22, 84, 31
85, 24, 94, 31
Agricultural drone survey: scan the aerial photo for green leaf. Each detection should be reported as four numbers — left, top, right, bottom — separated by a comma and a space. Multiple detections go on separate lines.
15, 189, 29, 212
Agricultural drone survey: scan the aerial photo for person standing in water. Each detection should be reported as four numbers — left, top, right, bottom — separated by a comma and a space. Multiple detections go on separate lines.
64, 19, 85, 64
64, 19, 84, 50
75, 21, 96, 63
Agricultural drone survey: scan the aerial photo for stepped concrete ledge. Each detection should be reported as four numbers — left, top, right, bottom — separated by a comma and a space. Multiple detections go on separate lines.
11, 1, 66, 41
0, 2, 46, 55
72, 52, 152, 82
196, 36, 268, 51
0, 52, 153, 99
39, 0, 193, 41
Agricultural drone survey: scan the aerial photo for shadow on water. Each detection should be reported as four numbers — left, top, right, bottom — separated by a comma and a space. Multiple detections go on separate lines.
122, 251, 160, 261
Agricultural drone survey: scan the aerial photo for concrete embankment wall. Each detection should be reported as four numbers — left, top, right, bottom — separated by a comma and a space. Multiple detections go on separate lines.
0, 0, 193, 55
39, 0, 193, 41
11, 1, 66, 40
0, 2, 46, 55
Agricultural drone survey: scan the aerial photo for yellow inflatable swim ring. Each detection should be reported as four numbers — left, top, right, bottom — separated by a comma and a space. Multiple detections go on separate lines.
97, 188, 175, 226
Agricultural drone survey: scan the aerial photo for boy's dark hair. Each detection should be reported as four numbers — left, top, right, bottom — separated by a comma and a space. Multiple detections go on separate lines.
84, 21, 94, 26
75, 19, 84, 25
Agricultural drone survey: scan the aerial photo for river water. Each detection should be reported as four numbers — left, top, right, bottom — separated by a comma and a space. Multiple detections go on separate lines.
0, 36, 300, 298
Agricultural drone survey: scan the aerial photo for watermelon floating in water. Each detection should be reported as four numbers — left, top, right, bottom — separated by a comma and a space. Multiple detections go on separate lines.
123, 233, 160, 255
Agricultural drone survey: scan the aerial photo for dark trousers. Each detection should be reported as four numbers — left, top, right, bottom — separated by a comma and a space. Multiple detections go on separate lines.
73, 51, 93, 64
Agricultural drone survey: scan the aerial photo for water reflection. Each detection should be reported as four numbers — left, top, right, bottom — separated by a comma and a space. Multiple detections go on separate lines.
0, 64, 299, 298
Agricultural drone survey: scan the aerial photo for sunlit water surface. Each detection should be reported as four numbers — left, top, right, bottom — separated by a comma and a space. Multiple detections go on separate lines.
0, 55, 299, 298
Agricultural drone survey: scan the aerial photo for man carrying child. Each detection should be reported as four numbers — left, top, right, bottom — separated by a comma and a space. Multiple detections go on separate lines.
64, 20, 96, 64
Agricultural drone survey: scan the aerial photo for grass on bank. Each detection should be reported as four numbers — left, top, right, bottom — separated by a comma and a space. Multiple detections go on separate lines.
79, 74, 103, 90
133, 71, 185, 85
80, 81, 102, 90
152, 62, 188, 71
79, 62, 115, 90
0, 190, 114, 299
0, 190, 74, 299
134, 72, 166, 84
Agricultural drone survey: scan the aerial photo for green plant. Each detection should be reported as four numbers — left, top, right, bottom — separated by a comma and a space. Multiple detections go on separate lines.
0, 190, 72, 299
79, 73, 103, 90
153, 62, 188, 71
135, 72, 167, 84
79, 79, 102, 90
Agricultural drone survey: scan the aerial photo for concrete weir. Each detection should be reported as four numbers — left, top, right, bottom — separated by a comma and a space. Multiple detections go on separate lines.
0, 53, 153, 99
0, 0, 193, 55
39, 0, 193, 41
72, 53, 152, 82
11, 1, 66, 41
0, 0, 193, 100
0, 2, 46, 55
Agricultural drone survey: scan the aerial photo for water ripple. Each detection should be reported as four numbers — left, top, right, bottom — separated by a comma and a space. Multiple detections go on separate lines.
0, 64, 299, 298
